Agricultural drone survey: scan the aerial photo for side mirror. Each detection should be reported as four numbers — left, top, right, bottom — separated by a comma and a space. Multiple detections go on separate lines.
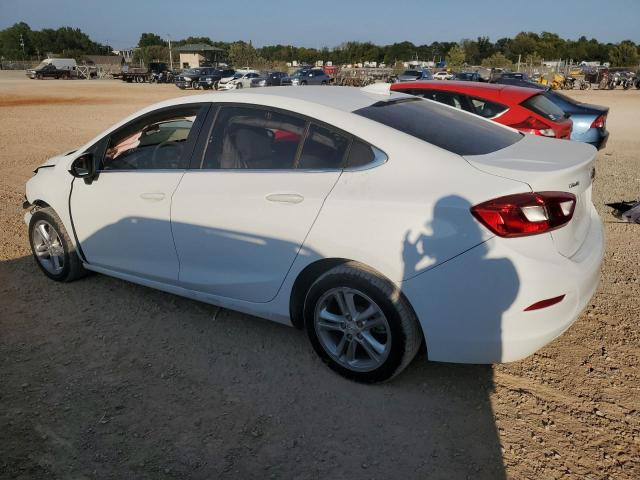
69, 153, 95, 183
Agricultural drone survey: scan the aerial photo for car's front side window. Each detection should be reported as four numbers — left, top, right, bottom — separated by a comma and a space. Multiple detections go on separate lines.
102, 105, 204, 171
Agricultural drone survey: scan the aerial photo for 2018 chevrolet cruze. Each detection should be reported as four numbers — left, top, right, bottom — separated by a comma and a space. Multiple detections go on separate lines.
24, 86, 604, 382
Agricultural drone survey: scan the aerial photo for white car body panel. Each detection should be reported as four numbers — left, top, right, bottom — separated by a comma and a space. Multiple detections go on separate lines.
171, 170, 341, 302
70, 171, 184, 282
24, 87, 604, 364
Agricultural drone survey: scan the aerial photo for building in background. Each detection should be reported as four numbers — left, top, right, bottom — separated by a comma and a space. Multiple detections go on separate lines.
175, 44, 225, 68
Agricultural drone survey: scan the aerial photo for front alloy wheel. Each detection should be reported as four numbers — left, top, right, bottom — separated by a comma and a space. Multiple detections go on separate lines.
32, 220, 65, 275
28, 207, 87, 282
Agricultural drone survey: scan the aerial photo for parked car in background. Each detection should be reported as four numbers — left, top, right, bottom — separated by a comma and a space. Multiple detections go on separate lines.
392, 81, 573, 139
24, 86, 603, 383
433, 71, 454, 80
542, 91, 609, 149
491, 75, 609, 149
491, 72, 544, 90
290, 68, 331, 85
250, 71, 292, 87
26, 58, 77, 79
197, 69, 235, 90
454, 72, 485, 82
221, 71, 261, 89
121, 62, 169, 84
396, 69, 433, 82
175, 68, 215, 89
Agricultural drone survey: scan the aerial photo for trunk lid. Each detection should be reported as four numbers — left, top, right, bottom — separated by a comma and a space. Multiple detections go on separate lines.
465, 134, 597, 257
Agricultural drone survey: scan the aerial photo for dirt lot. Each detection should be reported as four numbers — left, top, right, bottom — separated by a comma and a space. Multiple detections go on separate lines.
0, 70, 638, 479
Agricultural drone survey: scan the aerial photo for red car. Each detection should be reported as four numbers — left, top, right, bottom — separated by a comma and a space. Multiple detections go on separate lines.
391, 81, 572, 140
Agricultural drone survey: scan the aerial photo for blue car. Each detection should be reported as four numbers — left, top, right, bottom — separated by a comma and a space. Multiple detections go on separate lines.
492, 74, 609, 149
396, 69, 433, 82
544, 91, 609, 150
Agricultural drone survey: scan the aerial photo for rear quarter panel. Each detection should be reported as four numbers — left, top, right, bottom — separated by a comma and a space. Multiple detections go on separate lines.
299, 122, 531, 283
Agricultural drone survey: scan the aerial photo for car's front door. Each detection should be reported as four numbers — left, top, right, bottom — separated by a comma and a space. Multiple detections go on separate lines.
70, 103, 208, 282
171, 105, 350, 302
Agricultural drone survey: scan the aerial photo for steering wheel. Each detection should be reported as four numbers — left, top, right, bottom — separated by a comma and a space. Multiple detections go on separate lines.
152, 141, 180, 168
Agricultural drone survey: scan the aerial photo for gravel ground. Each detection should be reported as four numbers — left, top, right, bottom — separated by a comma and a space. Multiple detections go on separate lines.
0, 71, 638, 479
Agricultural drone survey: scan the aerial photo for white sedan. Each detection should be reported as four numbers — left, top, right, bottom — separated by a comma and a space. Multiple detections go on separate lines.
433, 71, 454, 80
24, 86, 603, 382
221, 71, 260, 90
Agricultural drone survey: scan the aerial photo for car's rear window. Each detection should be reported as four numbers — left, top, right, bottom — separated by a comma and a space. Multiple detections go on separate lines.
521, 94, 565, 121
353, 97, 522, 156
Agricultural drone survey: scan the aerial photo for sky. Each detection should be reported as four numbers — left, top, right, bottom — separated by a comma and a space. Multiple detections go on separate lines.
1, 0, 639, 49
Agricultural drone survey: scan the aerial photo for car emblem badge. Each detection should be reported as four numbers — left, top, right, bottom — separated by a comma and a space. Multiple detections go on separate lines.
569, 181, 580, 189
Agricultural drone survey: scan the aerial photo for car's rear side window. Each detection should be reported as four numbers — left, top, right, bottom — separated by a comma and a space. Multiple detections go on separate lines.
521, 94, 565, 121
353, 98, 522, 156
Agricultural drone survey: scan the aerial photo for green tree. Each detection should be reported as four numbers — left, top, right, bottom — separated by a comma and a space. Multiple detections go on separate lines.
229, 41, 258, 67
609, 41, 639, 67
138, 33, 165, 48
481, 52, 512, 68
445, 44, 466, 69
131, 45, 169, 66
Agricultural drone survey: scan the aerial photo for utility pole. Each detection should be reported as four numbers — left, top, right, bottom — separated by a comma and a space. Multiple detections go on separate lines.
19, 33, 25, 60
517, 54, 521, 72
167, 35, 173, 70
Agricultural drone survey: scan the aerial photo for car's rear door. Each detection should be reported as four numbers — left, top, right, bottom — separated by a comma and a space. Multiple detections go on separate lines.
70, 103, 208, 282
171, 104, 350, 302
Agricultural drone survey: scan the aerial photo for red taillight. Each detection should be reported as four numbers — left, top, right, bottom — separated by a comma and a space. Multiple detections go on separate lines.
524, 294, 566, 311
590, 114, 606, 129
470, 192, 576, 238
509, 116, 556, 137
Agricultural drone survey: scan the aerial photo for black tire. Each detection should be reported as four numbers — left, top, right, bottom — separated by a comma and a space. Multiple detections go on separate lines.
304, 262, 422, 383
300, 81, 307, 86
28, 207, 87, 282
236, 82, 243, 89
214, 81, 219, 90
321, 80, 327, 85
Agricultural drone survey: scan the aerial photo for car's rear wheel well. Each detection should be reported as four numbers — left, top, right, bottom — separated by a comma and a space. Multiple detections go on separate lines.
289, 259, 423, 339
289, 258, 351, 329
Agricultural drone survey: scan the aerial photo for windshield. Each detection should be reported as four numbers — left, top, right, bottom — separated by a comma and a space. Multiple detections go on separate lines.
522, 94, 566, 121
354, 97, 522, 156
184, 69, 202, 75
35, 61, 51, 69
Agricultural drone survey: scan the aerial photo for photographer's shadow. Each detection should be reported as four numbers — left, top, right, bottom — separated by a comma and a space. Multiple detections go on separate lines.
397, 194, 520, 478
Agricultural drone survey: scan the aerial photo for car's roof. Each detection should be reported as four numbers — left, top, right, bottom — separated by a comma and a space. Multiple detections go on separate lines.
392, 80, 539, 103
163, 86, 410, 113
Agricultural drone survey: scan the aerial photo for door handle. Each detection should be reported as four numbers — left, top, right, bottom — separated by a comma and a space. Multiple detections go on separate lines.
265, 193, 304, 204
140, 192, 166, 201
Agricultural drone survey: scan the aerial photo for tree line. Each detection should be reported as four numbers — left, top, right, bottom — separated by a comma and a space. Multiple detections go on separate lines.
1, 23, 638, 68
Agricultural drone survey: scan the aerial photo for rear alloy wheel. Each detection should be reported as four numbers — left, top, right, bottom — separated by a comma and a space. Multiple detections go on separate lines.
29, 207, 87, 282
304, 263, 422, 383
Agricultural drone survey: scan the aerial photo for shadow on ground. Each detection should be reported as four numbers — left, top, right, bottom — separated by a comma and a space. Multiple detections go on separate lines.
1, 248, 506, 480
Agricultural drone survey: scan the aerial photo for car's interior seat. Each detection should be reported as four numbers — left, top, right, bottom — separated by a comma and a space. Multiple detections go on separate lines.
221, 126, 275, 169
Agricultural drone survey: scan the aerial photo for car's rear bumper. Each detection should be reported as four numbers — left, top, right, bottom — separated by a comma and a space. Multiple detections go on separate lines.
401, 206, 604, 364
592, 130, 609, 150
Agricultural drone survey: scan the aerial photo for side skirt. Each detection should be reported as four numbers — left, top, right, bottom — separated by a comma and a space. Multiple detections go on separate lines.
83, 263, 294, 327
